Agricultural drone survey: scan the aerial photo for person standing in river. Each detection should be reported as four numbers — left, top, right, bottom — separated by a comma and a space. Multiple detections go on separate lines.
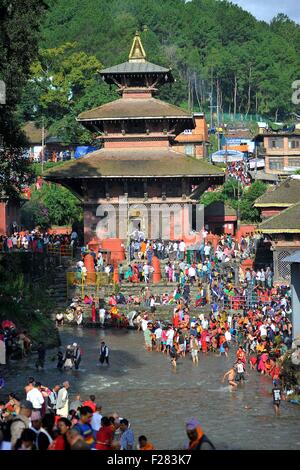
99, 341, 109, 366
35, 342, 46, 370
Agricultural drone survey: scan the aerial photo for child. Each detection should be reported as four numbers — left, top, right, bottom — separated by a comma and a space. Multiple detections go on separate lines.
272, 380, 283, 417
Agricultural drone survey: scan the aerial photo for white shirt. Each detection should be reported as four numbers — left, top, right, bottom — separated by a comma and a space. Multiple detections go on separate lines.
179, 241, 185, 252
27, 388, 44, 409
259, 325, 267, 337
155, 327, 162, 339
141, 319, 148, 331
188, 266, 196, 277
204, 245, 211, 255
91, 412, 103, 432
225, 330, 231, 342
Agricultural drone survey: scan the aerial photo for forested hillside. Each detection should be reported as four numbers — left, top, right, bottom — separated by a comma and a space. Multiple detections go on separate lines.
18, 0, 300, 143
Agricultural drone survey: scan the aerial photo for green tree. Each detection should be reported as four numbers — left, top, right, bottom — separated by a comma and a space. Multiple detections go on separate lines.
239, 181, 267, 222
18, 43, 118, 144
20, 183, 82, 229
0, 0, 47, 199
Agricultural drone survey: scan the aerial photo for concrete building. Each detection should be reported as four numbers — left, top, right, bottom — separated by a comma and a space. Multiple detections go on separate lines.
254, 131, 300, 175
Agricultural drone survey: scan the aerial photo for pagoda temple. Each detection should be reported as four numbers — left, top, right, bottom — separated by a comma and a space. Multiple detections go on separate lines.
45, 33, 224, 244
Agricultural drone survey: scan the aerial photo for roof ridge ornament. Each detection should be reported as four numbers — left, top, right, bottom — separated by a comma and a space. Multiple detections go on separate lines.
129, 31, 146, 63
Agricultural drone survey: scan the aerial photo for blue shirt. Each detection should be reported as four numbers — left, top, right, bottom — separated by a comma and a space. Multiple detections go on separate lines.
120, 428, 134, 450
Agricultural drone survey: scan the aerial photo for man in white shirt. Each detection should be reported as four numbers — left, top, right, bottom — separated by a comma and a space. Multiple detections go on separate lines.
91, 404, 103, 432
179, 241, 186, 260
99, 308, 106, 326
154, 326, 162, 352
204, 244, 211, 259
225, 330, 231, 343
188, 266, 196, 283
141, 317, 149, 332
143, 263, 150, 283
166, 326, 175, 351
26, 382, 44, 411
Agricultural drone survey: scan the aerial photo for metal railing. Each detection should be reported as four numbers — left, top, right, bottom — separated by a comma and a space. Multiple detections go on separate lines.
66, 271, 112, 298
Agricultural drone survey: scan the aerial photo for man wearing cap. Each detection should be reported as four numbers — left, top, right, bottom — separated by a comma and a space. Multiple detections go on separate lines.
29, 410, 42, 447
10, 400, 33, 449
186, 418, 215, 450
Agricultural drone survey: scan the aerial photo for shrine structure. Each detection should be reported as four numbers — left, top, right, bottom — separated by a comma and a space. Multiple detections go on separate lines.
45, 33, 224, 245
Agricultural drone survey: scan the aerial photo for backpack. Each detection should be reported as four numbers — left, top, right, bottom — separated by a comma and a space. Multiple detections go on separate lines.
0, 417, 24, 442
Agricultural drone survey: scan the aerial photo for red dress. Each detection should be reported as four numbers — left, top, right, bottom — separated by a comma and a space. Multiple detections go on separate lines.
201, 331, 208, 353
91, 304, 96, 322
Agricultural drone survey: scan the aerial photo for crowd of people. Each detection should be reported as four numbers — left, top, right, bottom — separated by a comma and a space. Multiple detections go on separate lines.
225, 161, 251, 186
0, 230, 79, 253
0, 377, 215, 450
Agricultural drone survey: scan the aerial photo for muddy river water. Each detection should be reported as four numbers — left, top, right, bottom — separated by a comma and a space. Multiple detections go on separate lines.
2, 326, 300, 450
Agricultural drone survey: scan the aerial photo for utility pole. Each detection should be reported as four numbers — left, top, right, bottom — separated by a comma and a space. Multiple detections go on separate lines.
41, 117, 45, 174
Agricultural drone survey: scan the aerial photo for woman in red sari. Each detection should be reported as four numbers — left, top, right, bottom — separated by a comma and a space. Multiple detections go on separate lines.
96, 417, 114, 450
201, 330, 208, 354
132, 264, 139, 283
91, 301, 97, 323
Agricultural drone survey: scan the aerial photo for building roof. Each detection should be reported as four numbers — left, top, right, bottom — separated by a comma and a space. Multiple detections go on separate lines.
249, 171, 279, 182
254, 178, 300, 207
259, 203, 300, 233
77, 97, 192, 121
205, 202, 237, 217
44, 147, 224, 180
22, 121, 48, 145
100, 32, 173, 83
100, 60, 170, 75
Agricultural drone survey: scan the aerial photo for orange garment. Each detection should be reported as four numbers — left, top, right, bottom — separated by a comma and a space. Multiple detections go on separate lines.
140, 442, 155, 450
188, 426, 205, 450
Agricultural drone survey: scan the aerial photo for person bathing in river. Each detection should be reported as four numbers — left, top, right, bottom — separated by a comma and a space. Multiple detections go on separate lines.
222, 367, 238, 390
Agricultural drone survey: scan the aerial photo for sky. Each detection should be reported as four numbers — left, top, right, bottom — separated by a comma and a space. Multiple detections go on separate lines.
229, 0, 300, 24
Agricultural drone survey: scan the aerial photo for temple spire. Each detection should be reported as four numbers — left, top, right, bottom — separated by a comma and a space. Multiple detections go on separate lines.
129, 31, 146, 63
